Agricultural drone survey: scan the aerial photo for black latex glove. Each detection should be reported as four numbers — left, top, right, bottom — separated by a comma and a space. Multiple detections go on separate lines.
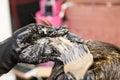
0, 23, 68, 74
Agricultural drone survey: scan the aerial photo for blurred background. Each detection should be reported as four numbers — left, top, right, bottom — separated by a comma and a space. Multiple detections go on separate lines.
0, 0, 120, 80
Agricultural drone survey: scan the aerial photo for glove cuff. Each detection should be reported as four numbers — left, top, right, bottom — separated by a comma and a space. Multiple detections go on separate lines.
0, 38, 17, 74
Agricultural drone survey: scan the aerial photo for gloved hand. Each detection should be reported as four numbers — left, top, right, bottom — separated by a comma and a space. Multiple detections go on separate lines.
0, 23, 68, 74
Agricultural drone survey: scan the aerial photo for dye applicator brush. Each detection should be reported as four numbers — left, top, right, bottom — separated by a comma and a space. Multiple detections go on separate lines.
50, 36, 93, 80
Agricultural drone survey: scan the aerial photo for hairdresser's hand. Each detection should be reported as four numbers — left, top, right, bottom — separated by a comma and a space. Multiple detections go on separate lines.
15, 23, 68, 63
0, 23, 68, 74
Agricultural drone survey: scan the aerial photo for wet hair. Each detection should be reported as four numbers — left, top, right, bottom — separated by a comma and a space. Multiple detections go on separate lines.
85, 40, 120, 80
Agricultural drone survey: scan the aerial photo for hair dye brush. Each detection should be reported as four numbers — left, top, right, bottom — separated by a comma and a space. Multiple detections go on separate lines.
49, 33, 93, 80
